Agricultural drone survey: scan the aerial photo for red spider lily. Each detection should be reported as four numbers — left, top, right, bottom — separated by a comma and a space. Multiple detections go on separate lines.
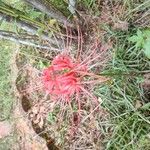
41, 27, 110, 129
42, 54, 87, 100
42, 53, 109, 102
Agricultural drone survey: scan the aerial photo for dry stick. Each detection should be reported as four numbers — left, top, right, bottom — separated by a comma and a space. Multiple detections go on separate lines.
0, 1, 67, 37
81, 105, 99, 124
0, 13, 62, 47
23, 0, 73, 27
0, 30, 62, 51
68, 0, 76, 15
0, 1, 78, 50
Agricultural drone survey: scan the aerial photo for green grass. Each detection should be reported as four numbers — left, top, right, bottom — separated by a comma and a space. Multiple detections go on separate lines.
0, 40, 17, 149
0, 136, 16, 150
106, 112, 149, 150
96, 78, 150, 149
77, 0, 100, 16
47, 0, 71, 17
94, 26, 150, 149
0, 40, 15, 120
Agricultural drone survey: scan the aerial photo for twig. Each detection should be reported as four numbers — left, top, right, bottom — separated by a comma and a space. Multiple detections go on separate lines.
81, 105, 99, 123
68, 0, 76, 14
0, 12, 63, 47
0, 30, 61, 51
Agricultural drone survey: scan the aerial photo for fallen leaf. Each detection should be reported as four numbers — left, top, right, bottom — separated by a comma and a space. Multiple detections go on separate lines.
113, 21, 129, 31
135, 100, 142, 109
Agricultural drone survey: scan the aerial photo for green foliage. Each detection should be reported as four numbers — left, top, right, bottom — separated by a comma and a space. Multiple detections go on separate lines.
47, 112, 56, 124
47, 0, 71, 17
0, 0, 46, 32
27, 10, 43, 20
0, 21, 16, 32
94, 26, 150, 149
95, 70, 150, 149
107, 112, 150, 150
143, 39, 150, 59
78, 0, 96, 8
129, 29, 150, 59
77, 0, 100, 15
141, 102, 150, 110
1, 0, 44, 20
136, 135, 150, 150
128, 30, 144, 48
0, 40, 15, 120
37, 60, 50, 69
0, 135, 16, 150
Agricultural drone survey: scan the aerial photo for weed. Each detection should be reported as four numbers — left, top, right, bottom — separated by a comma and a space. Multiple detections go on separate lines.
47, 0, 71, 17
94, 25, 150, 149
0, 40, 17, 149
106, 112, 150, 150
129, 29, 150, 59
77, 0, 100, 16
0, 40, 15, 120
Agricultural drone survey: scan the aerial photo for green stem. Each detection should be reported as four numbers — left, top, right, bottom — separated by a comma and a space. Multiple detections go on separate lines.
99, 71, 150, 77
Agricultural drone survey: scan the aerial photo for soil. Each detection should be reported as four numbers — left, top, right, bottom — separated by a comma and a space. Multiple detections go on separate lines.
11, 49, 58, 150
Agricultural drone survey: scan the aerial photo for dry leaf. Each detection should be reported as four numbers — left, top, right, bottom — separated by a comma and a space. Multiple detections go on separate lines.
113, 21, 129, 31
135, 100, 142, 109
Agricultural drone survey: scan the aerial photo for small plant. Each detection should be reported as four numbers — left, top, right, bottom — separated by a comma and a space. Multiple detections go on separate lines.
40, 29, 111, 126
129, 29, 150, 59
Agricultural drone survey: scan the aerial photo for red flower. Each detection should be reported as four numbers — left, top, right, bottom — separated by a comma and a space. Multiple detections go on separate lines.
42, 54, 86, 100
52, 54, 74, 70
